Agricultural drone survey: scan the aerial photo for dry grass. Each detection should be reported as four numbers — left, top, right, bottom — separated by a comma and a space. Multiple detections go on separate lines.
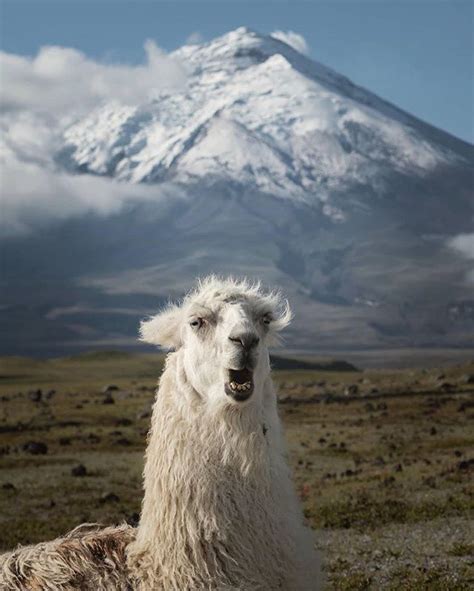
0, 351, 473, 589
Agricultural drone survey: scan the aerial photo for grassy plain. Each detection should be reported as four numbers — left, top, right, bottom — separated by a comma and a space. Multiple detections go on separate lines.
0, 351, 473, 589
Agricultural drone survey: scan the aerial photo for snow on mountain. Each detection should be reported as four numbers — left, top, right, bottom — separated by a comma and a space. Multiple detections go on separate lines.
62, 28, 463, 206
1, 27, 473, 355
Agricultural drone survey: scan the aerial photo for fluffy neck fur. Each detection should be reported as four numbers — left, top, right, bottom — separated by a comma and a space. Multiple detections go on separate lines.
127, 352, 301, 590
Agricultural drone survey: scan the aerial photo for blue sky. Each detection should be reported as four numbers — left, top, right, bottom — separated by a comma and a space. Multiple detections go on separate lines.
1, 0, 473, 143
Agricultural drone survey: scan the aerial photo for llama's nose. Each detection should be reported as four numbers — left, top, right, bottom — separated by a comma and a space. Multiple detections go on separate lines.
228, 332, 260, 351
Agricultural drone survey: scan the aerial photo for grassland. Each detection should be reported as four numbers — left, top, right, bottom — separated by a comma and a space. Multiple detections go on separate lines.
0, 351, 473, 589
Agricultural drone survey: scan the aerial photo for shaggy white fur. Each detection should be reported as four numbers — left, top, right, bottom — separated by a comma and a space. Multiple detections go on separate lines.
128, 276, 322, 590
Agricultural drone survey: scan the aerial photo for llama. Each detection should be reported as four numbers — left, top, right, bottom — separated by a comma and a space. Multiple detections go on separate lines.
1, 276, 322, 590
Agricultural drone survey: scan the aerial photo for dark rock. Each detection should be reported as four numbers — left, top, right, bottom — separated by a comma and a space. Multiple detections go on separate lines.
462, 374, 474, 384
344, 384, 359, 396
137, 408, 151, 420
45, 390, 56, 400
395, 463, 403, 472
430, 426, 437, 436
458, 400, 474, 412
100, 492, 119, 504
126, 512, 140, 526
71, 464, 87, 477
458, 459, 474, 471
102, 385, 119, 393
116, 438, 131, 446
2, 482, 16, 491
115, 418, 133, 427
22, 441, 48, 455
102, 393, 115, 404
439, 382, 455, 392
318, 437, 327, 444
454, 450, 462, 457
28, 389, 42, 402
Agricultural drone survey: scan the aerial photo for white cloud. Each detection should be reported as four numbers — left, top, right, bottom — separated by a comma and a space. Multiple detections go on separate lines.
270, 30, 309, 55
448, 233, 474, 284
0, 40, 186, 117
449, 233, 474, 259
0, 154, 180, 237
0, 41, 187, 236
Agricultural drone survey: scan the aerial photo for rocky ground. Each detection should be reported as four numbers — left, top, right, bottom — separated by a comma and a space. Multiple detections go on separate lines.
0, 351, 473, 590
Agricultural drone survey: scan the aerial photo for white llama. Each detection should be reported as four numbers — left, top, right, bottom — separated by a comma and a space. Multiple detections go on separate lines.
0, 276, 322, 590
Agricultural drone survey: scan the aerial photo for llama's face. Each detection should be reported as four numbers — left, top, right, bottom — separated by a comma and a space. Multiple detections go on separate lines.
181, 298, 271, 405
140, 279, 291, 407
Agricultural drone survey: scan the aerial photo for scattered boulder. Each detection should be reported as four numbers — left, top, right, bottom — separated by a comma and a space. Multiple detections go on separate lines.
100, 492, 119, 504
2, 482, 16, 491
45, 390, 56, 400
126, 512, 140, 526
439, 382, 455, 392
115, 418, 133, 427
22, 441, 48, 455
462, 374, 474, 384
71, 464, 87, 477
344, 384, 359, 396
137, 406, 152, 420
102, 385, 119, 393
102, 393, 115, 405
28, 389, 42, 403
457, 459, 474, 471
86, 433, 101, 444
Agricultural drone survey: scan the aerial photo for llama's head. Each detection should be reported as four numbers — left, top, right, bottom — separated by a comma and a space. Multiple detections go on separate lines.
140, 276, 291, 406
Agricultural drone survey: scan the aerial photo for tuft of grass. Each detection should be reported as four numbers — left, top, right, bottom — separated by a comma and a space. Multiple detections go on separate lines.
447, 542, 474, 557
388, 565, 474, 591
315, 492, 473, 530
331, 572, 373, 591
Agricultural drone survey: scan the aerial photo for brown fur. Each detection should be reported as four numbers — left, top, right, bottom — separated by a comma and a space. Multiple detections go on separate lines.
0, 524, 135, 590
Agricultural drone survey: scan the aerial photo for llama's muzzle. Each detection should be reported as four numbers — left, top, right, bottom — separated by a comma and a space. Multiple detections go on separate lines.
225, 367, 254, 401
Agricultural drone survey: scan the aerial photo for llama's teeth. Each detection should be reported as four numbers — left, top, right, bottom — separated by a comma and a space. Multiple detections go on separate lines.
230, 382, 237, 390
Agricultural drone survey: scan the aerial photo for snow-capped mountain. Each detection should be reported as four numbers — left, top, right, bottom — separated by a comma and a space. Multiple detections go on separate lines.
1, 28, 473, 355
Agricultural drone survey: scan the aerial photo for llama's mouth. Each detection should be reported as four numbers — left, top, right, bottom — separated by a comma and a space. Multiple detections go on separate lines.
225, 368, 254, 401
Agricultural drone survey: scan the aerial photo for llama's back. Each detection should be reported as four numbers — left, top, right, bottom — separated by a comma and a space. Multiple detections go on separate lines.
0, 523, 135, 591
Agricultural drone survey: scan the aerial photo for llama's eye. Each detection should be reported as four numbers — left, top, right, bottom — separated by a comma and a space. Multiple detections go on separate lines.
262, 314, 272, 326
190, 318, 203, 329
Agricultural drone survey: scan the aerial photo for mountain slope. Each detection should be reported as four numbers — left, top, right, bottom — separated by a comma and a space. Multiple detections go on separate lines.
1, 28, 473, 355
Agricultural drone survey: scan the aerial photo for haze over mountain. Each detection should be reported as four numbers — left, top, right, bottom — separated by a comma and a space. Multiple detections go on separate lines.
1, 27, 473, 355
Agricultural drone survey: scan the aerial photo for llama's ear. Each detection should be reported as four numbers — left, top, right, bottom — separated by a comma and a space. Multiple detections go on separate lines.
272, 300, 293, 332
139, 306, 183, 349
